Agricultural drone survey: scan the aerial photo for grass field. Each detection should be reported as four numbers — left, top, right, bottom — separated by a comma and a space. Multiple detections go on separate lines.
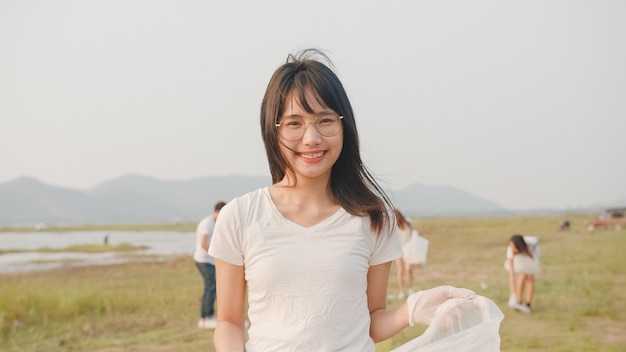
1, 214, 624, 351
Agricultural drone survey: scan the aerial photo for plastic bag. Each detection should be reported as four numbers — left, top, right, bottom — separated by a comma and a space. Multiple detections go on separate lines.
403, 230, 429, 266
392, 295, 505, 352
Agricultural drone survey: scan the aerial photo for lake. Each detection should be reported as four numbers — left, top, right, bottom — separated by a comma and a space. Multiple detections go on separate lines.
0, 231, 195, 274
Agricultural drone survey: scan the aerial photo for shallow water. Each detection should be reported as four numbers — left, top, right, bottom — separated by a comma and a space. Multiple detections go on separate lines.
0, 231, 195, 273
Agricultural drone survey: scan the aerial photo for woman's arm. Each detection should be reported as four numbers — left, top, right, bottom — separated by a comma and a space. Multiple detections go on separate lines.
199, 233, 209, 252
507, 258, 516, 295
368, 263, 478, 342
368, 262, 410, 342
214, 258, 247, 352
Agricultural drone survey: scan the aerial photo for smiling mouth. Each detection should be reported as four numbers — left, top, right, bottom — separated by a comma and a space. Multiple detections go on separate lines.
300, 151, 324, 159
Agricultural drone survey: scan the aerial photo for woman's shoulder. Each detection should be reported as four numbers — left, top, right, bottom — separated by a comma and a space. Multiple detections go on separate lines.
214, 188, 268, 232
219, 187, 270, 219
226, 187, 268, 206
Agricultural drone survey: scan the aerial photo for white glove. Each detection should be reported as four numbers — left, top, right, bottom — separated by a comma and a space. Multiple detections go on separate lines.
407, 285, 476, 326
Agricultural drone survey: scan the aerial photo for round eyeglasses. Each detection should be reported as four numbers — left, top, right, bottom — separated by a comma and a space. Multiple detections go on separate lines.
275, 113, 344, 141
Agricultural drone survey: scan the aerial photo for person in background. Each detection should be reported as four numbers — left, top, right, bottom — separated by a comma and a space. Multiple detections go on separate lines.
391, 209, 416, 300
208, 48, 475, 351
505, 234, 541, 314
194, 201, 226, 329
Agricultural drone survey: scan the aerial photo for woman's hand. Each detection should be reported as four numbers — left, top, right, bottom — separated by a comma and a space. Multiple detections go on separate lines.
407, 286, 476, 326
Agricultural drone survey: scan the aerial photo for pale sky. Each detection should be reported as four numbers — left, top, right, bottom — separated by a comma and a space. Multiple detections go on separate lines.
1, 0, 624, 210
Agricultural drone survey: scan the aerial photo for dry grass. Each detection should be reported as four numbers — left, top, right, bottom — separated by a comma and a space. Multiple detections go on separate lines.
1, 214, 624, 351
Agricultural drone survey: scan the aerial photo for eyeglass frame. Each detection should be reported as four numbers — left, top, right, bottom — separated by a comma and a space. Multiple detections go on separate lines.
274, 112, 344, 141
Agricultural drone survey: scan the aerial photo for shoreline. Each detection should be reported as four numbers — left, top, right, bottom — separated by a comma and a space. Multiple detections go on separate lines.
0, 254, 190, 277
0, 230, 194, 274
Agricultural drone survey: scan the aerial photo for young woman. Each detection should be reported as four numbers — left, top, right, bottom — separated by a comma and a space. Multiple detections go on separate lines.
209, 49, 475, 351
505, 234, 541, 313
392, 209, 416, 299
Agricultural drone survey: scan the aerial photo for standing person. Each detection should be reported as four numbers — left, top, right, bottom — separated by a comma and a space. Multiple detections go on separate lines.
391, 209, 416, 300
194, 201, 226, 329
505, 234, 541, 314
208, 49, 475, 351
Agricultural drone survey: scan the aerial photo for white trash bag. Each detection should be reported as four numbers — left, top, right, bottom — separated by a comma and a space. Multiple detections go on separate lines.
392, 295, 505, 352
403, 230, 429, 266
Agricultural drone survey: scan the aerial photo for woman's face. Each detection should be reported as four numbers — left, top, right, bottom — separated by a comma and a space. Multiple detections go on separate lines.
276, 93, 343, 183
510, 241, 520, 254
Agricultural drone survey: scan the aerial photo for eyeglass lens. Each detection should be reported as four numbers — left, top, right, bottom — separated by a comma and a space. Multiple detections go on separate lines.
277, 113, 342, 141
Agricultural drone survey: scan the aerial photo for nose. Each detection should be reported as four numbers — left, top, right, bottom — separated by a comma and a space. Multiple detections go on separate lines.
301, 120, 321, 145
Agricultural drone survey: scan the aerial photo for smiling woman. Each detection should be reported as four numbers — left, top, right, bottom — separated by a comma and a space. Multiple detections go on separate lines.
208, 48, 478, 352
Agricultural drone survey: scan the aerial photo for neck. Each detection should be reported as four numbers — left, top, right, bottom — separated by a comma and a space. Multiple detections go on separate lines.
273, 174, 335, 204
279, 171, 331, 190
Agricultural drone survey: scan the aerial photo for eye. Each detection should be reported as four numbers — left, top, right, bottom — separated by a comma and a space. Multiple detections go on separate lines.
317, 113, 338, 126
282, 118, 303, 128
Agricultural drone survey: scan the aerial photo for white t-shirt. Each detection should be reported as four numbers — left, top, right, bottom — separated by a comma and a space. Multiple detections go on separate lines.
505, 236, 541, 274
209, 187, 402, 352
193, 215, 216, 264
505, 236, 541, 260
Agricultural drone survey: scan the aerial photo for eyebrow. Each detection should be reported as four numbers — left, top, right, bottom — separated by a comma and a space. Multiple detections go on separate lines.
281, 110, 336, 119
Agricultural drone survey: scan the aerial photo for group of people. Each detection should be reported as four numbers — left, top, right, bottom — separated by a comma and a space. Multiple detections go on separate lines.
189, 49, 533, 351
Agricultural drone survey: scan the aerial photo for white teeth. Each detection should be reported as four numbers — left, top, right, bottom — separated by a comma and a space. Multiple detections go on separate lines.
301, 152, 324, 159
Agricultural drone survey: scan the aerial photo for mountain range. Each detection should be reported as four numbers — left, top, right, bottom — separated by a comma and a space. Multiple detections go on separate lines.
0, 174, 613, 226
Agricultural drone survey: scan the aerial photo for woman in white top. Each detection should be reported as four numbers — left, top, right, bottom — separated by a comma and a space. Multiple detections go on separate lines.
392, 209, 416, 299
505, 234, 541, 313
209, 49, 475, 352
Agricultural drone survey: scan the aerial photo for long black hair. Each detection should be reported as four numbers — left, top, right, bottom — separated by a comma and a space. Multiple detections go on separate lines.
511, 234, 533, 258
260, 49, 393, 234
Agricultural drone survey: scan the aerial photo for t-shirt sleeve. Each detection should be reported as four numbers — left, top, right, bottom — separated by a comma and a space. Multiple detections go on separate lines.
196, 218, 208, 235
208, 202, 244, 266
369, 218, 403, 266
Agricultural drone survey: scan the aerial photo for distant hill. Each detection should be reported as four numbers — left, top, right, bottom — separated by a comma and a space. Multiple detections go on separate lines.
1, 174, 611, 226
0, 177, 109, 225
388, 183, 506, 217
0, 175, 272, 226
